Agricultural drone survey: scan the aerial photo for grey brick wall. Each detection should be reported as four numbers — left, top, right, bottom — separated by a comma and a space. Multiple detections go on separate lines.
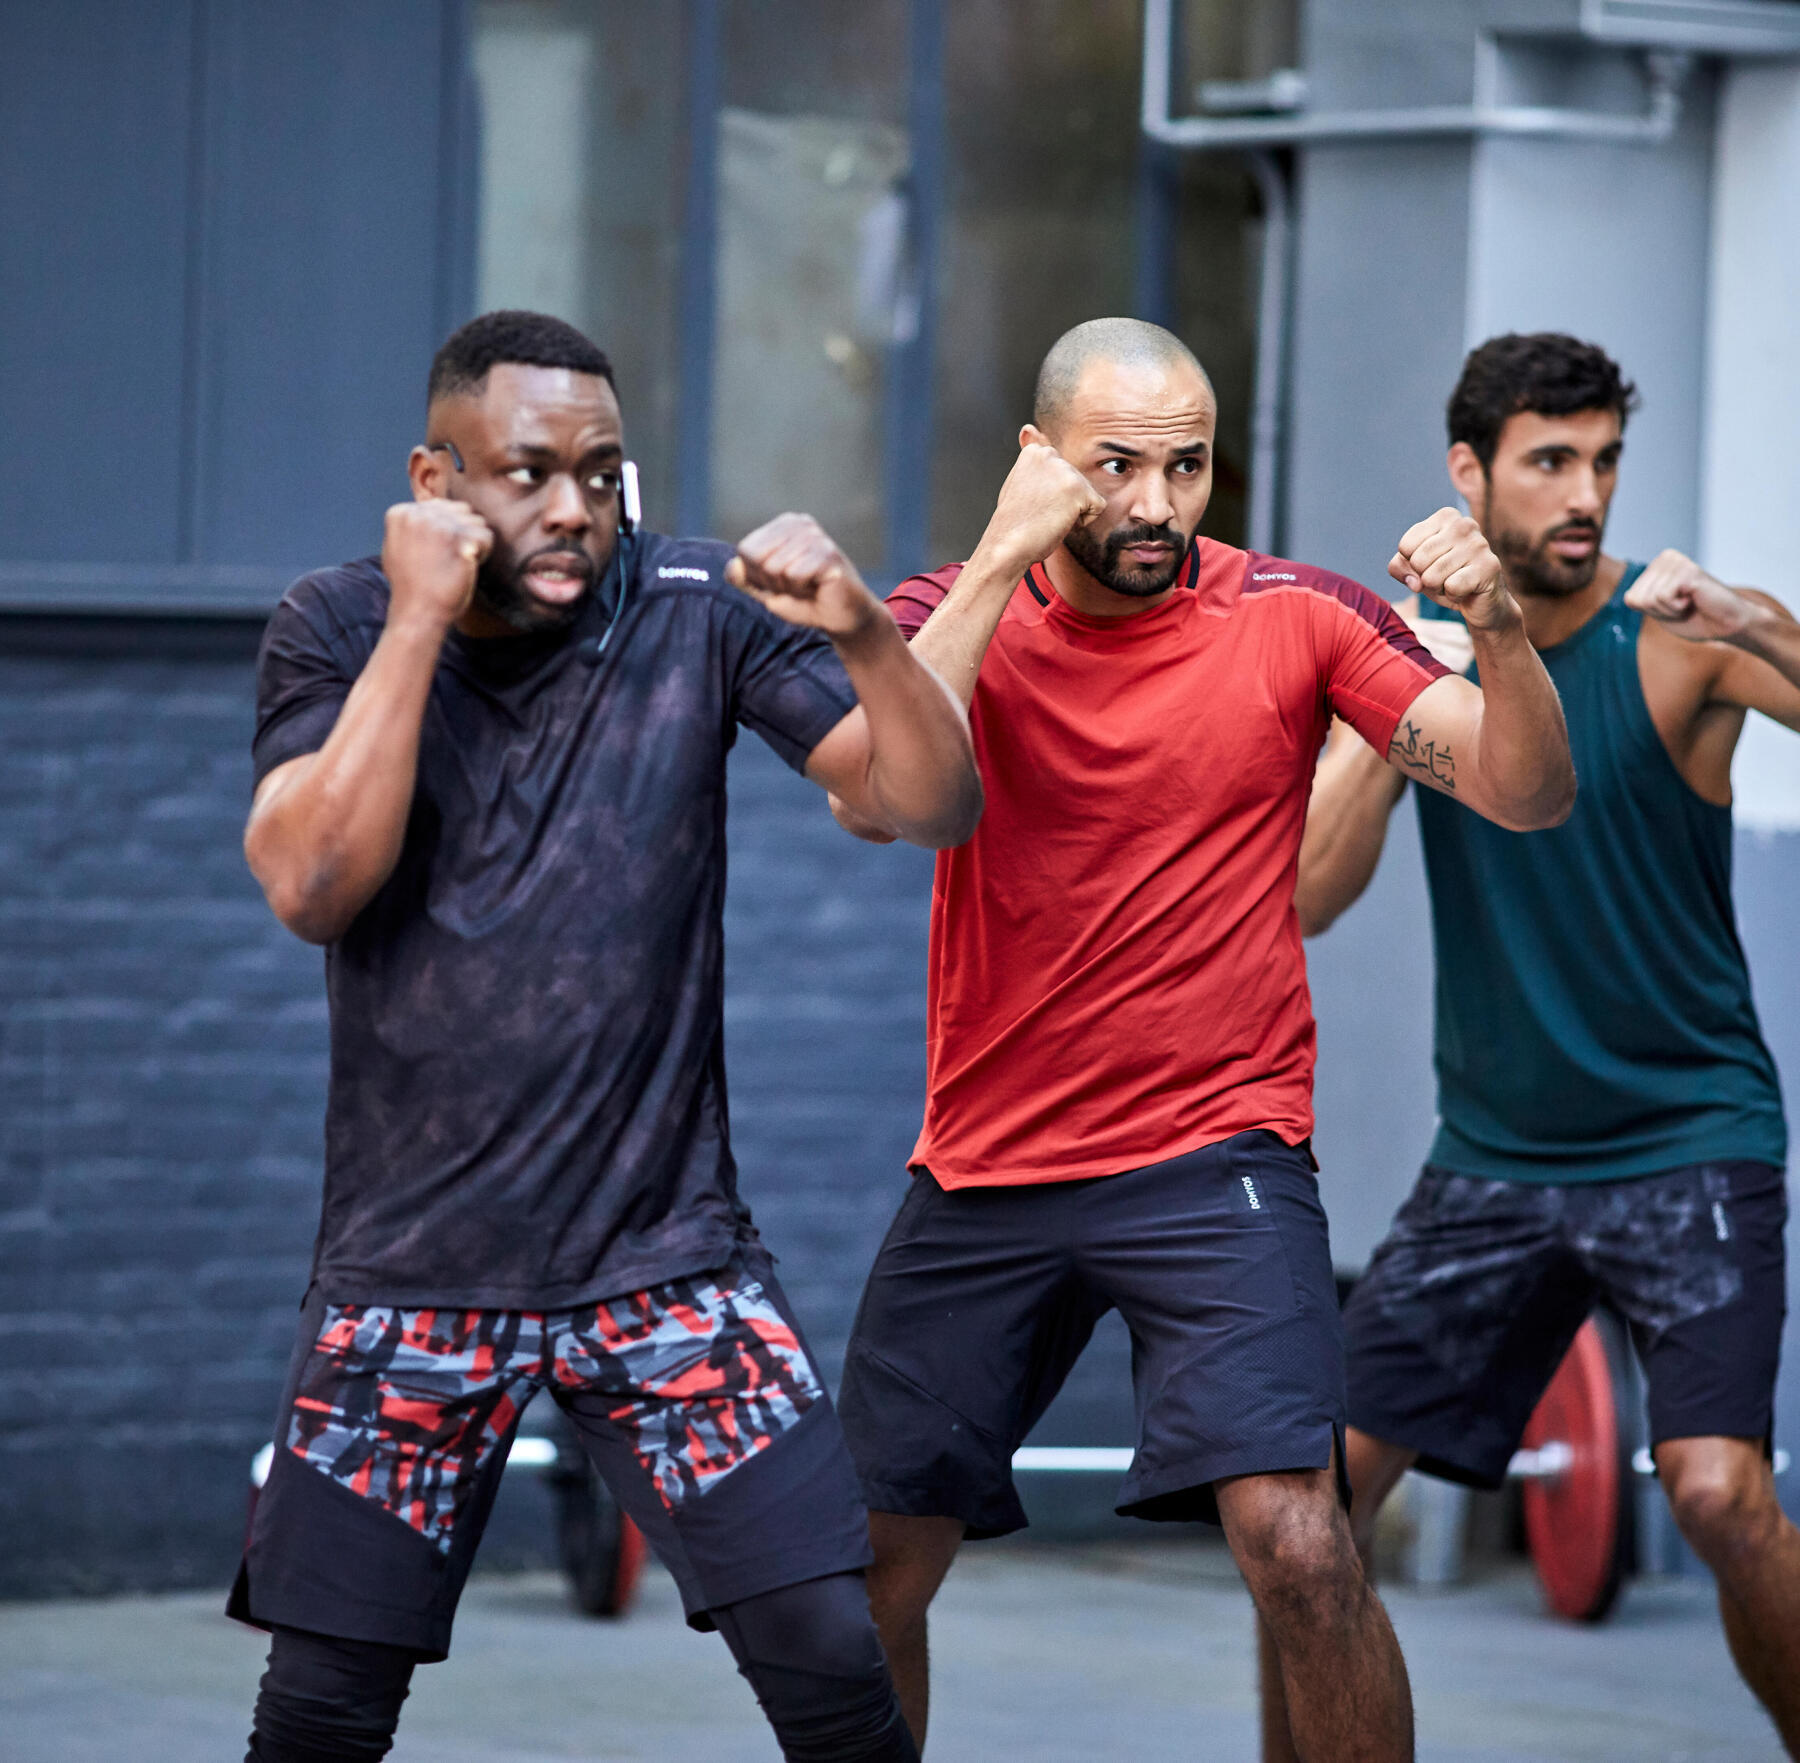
0, 621, 1140, 1598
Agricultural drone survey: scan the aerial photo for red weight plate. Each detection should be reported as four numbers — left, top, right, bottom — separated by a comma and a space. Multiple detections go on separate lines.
1520, 1318, 1624, 1621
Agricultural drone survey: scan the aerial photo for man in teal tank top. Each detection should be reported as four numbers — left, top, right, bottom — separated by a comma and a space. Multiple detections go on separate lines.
1262, 334, 1800, 1760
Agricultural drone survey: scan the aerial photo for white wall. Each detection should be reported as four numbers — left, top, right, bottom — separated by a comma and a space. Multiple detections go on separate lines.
1700, 59, 1800, 834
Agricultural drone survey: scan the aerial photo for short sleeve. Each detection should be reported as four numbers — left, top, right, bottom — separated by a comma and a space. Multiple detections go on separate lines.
886, 564, 962, 639
724, 598, 859, 774
1315, 576, 1452, 752
252, 588, 358, 789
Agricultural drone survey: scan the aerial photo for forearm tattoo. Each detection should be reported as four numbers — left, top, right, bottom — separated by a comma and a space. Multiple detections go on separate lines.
1390, 718, 1456, 791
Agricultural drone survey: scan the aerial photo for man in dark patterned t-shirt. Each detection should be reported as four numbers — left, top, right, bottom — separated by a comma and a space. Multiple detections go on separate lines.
228, 310, 978, 1763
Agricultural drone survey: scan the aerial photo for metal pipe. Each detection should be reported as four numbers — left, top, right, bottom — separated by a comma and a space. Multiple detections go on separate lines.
1142, 0, 1691, 151
1243, 149, 1289, 557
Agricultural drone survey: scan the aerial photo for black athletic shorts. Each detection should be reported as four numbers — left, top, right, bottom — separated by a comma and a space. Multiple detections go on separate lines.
228, 1248, 871, 1658
1343, 1159, 1789, 1489
837, 1131, 1347, 1535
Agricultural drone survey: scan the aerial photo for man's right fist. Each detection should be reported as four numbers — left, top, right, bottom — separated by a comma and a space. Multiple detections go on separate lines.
977, 442, 1107, 576
382, 500, 494, 627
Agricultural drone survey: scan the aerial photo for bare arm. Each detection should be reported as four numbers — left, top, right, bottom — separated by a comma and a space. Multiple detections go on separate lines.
1293, 519, 1574, 935
1295, 605, 1475, 935
244, 500, 493, 944
1627, 553, 1800, 730
1384, 511, 1575, 832
726, 514, 983, 849
825, 442, 1105, 842
1294, 720, 1407, 936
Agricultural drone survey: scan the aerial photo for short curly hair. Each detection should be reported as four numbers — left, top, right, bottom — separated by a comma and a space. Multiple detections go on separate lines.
1447, 333, 1637, 469
428, 310, 615, 406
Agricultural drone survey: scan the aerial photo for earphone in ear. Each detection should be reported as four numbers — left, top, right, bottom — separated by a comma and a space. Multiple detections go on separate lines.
620, 461, 641, 532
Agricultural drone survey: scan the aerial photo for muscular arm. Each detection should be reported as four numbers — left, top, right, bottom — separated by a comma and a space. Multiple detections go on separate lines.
1628, 555, 1800, 731
801, 614, 982, 849
726, 514, 982, 849
825, 442, 1106, 843
1293, 720, 1406, 936
244, 501, 490, 944
1294, 520, 1575, 935
1384, 512, 1574, 832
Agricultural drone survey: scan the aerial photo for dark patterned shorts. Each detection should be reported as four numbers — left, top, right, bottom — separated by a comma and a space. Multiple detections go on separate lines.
230, 1252, 873, 1658
1343, 1160, 1788, 1488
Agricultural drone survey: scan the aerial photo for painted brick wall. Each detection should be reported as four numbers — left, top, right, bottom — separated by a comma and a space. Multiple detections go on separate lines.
0, 625, 1044, 1595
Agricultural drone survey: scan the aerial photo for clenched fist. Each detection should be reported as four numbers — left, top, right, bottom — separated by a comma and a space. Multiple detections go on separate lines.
977, 443, 1107, 577
1624, 549, 1753, 643
1389, 509, 1515, 633
727, 513, 883, 640
383, 500, 493, 629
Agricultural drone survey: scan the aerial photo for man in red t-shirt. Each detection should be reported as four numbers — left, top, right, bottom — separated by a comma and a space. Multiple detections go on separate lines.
833, 318, 1576, 1757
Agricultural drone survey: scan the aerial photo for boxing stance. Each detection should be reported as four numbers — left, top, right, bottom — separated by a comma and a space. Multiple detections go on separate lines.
831, 317, 1576, 1759
1267, 332, 1800, 1759
232, 309, 980, 1762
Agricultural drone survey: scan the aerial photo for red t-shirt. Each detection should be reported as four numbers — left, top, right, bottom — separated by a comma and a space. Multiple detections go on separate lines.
890, 540, 1449, 1188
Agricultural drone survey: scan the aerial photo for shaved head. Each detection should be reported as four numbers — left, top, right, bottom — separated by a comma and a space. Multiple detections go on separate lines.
1033, 317, 1212, 434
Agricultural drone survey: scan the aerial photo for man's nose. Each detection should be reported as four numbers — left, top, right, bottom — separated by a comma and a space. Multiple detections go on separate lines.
1567, 466, 1605, 520
543, 471, 592, 533
1127, 473, 1176, 529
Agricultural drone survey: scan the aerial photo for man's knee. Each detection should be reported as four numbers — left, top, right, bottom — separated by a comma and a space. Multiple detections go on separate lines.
867, 1511, 963, 1630
712, 1572, 918, 1763
1222, 1475, 1366, 1625
247, 1626, 418, 1763
1660, 1441, 1781, 1564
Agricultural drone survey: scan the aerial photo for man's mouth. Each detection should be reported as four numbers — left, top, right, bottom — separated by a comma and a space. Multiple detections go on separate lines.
1118, 540, 1174, 568
521, 554, 591, 604
1547, 526, 1599, 561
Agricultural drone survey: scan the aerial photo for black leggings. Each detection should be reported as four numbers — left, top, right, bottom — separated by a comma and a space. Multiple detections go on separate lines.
247, 1570, 915, 1763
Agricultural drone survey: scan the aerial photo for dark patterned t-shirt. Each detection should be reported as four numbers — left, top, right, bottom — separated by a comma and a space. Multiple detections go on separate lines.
252, 530, 858, 1308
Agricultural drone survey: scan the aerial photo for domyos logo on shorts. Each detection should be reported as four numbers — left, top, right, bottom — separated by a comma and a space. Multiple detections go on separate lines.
1240, 1175, 1262, 1211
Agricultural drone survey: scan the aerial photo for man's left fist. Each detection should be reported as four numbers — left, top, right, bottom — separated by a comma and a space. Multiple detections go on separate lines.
726, 513, 883, 641
1624, 549, 1751, 643
1389, 509, 1514, 632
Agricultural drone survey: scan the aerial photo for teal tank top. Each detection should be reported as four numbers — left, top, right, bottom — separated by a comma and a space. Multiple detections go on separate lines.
1415, 567, 1786, 1182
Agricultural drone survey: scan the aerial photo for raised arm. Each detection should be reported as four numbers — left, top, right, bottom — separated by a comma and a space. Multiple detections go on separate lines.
1383, 510, 1575, 832
815, 442, 1104, 843
244, 501, 492, 943
1626, 550, 1800, 730
904, 443, 1105, 710
1295, 604, 1476, 935
725, 514, 983, 849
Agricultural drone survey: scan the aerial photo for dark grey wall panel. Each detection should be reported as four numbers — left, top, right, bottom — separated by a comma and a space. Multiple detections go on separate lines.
194, 1, 467, 571
0, 642, 956, 1595
0, 1, 474, 611
0, 2, 196, 564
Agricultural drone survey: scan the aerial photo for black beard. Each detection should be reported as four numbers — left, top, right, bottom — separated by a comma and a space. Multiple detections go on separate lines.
1490, 518, 1603, 601
472, 541, 596, 634
1062, 520, 1194, 598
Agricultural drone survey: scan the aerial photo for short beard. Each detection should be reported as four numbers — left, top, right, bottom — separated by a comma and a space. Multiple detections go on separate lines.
1489, 516, 1603, 601
472, 542, 595, 634
1062, 520, 1194, 598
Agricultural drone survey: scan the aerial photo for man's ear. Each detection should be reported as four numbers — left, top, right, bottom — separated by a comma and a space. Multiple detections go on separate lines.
1020, 423, 1052, 451
1446, 442, 1486, 518
408, 444, 449, 503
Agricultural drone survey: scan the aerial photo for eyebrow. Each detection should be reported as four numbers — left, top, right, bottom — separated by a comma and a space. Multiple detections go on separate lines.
501, 440, 623, 465
1092, 439, 1210, 458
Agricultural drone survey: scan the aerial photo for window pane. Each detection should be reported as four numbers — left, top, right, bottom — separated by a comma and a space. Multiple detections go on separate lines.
473, 1, 684, 529
711, 0, 910, 563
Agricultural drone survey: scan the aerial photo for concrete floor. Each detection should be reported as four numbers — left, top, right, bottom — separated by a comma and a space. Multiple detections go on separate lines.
0, 1540, 1780, 1762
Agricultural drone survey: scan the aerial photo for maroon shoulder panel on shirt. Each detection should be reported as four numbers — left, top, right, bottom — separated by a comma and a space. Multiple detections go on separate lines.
886, 563, 965, 639
1241, 552, 1451, 682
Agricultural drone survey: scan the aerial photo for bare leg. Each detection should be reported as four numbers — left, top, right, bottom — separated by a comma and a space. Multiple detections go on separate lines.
1657, 1436, 1800, 1756
1249, 1431, 1417, 1763
865, 1511, 965, 1752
